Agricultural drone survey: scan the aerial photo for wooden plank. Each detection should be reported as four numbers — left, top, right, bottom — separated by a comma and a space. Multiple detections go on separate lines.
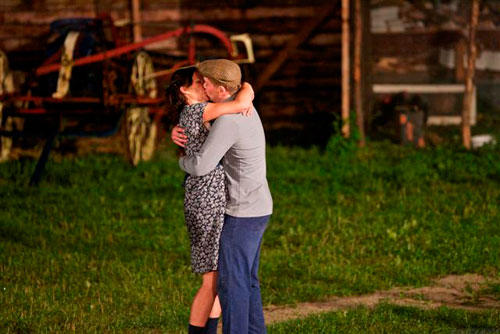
171, 0, 332, 8
139, 6, 321, 22
168, 32, 340, 52
186, 17, 341, 34
373, 84, 467, 93
265, 78, 341, 88
0, 24, 51, 38
259, 88, 340, 99
0, 0, 24, 7
131, 0, 143, 42
372, 30, 462, 57
140, 29, 341, 49
255, 1, 339, 92
341, 0, 350, 138
255, 47, 341, 60
259, 107, 340, 119
1, 10, 99, 24
252, 33, 341, 49
269, 63, 340, 78
0, 0, 94, 10
0, 38, 38, 53
354, 0, 365, 145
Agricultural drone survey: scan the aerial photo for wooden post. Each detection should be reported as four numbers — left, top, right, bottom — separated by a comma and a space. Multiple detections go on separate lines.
131, 0, 142, 43
341, 0, 350, 138
361, 0, 372, 144
462, 0, 479, 149
354, 0, 365, 146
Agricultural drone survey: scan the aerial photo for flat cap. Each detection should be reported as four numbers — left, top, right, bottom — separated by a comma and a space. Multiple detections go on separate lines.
197, 59, 241, 87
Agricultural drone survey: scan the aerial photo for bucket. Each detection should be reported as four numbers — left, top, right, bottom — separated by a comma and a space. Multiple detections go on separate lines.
471, 134, 496, 149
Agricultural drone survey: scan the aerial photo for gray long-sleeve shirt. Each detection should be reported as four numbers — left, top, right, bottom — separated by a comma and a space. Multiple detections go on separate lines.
179, 109, 273, 218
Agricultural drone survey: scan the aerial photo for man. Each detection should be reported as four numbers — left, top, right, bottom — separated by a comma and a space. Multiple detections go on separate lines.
173, 59, 273, 334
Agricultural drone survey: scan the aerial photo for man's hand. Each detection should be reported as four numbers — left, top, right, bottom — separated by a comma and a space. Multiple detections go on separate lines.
171, 125, 187, 147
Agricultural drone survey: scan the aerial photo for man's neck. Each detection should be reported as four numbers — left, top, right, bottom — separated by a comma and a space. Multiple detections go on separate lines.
213, 92, 232, 103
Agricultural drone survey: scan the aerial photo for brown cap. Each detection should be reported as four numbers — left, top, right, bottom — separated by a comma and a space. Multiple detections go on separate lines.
196, 59, 241, 87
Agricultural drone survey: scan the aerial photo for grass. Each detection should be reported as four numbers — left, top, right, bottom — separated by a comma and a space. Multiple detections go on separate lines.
264, 140, 500, 304
1, 138, 499, 333
268, 304, 500, 333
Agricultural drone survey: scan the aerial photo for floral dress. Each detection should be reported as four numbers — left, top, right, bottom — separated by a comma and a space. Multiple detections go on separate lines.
179, 102, 226, 274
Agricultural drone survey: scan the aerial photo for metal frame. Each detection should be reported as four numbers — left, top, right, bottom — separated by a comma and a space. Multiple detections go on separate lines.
0, 20, 246, 185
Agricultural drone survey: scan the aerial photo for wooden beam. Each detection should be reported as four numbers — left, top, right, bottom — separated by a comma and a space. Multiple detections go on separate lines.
341, 0, 350, 138
354, 0, 365, 146
462, 0, 479, 150
361, 0, 372, 146
131, 0, 142, 43
265, 78, 341, 88
255, 2, 339, 92
373, 84, 467, 93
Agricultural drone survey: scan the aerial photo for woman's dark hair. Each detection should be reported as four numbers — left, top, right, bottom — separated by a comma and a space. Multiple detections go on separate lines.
165, 66, 197, 119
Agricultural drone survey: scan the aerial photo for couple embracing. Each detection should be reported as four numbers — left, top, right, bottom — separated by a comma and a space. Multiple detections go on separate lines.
167, 59, 273, 334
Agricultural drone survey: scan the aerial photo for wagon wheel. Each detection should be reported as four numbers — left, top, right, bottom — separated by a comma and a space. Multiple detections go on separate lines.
125, 51, 158, 166
0, 50, 15, 162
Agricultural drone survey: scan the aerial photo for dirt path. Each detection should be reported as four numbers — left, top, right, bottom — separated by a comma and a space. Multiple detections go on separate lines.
264, 274, 500, 324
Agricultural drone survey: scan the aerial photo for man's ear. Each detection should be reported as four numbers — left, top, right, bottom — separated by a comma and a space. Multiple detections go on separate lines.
217, 85, 227, 95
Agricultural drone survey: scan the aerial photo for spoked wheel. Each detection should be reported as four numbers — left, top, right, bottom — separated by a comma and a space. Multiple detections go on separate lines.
125, 51, 158, 166
0, 50, 16, 162
126, 106, 157, 166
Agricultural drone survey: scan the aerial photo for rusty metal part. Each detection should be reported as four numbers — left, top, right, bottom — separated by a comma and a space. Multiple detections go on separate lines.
36, 24, 234, 76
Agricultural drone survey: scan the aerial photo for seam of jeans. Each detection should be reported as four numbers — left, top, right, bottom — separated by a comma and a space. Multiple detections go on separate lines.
225, 216, 235, 300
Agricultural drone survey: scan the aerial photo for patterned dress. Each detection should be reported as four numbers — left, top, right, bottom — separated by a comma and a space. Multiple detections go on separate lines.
179, 102, 227, 274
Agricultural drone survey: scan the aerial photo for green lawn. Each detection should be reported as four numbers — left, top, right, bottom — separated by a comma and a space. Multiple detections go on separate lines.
1, 139, 499, 333
268, 304, 500, 333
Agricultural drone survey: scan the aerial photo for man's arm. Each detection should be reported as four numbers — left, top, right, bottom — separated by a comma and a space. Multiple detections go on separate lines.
179, 116, 238, 176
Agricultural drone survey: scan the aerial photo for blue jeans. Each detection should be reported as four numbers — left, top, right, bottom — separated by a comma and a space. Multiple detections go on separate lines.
218, 214, 270, 334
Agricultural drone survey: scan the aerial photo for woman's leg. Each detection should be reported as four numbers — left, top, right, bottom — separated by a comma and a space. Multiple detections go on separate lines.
209, 295, 221, 318
190, 271, 219, 326
204, 296, 221, 334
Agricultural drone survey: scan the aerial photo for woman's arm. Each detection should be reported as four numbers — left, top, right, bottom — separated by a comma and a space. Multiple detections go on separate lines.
202, 82, 254, 122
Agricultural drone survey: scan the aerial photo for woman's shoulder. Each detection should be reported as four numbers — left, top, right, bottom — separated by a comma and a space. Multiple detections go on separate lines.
181, 102, 208, 119
185, 102, 208, 111
180, 102, 209, 127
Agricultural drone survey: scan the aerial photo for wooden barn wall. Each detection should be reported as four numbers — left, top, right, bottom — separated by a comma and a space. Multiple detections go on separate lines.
0, 0, 341, 146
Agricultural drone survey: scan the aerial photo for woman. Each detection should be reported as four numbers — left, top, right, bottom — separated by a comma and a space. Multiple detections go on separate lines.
166, 66, 254, 334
